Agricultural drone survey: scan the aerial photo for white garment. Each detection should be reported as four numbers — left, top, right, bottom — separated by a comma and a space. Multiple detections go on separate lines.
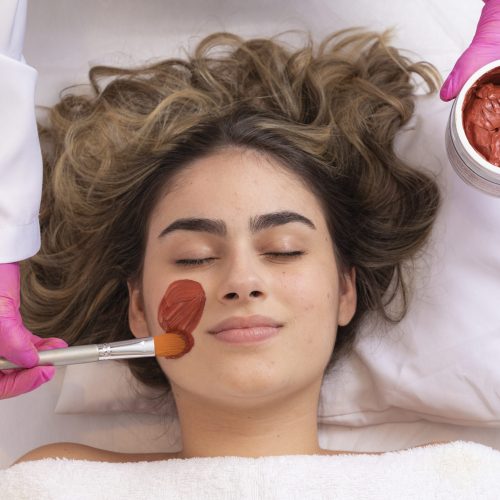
2, 441, 500, 499
0, 0, 41, 263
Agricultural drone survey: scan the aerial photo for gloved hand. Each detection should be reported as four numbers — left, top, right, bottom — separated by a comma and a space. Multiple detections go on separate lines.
440, 0, 500, 101
0, 262, 67, 399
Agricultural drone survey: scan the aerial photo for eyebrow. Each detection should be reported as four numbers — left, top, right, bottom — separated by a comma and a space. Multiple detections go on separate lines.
249, 211, 316, 232
158, 211, 316, 239
158, 218, 227, 238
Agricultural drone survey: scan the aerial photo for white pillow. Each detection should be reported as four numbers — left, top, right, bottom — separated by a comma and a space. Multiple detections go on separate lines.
56, 93, 500, 427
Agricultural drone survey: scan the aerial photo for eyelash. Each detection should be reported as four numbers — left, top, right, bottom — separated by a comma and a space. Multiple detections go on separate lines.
265, 251, 304, 260
175, 251, 304, 267
175, 258, 217, 266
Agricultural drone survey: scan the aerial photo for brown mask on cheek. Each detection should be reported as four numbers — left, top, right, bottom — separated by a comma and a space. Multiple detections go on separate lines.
157, 279, 206, 358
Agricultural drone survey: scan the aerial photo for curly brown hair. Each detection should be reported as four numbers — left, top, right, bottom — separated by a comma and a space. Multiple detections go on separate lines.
21, 29, 441, 392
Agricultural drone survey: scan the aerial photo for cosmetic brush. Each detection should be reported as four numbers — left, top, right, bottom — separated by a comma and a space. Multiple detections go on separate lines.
0, 334, 187, 370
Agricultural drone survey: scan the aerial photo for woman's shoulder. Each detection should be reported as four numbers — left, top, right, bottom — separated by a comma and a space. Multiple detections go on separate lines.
321, 440, 452, 456
15, 440, 453, 464
14, 442, 178, 464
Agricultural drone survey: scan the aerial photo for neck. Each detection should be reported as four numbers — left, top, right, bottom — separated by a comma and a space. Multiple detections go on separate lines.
171, 381, 324, 458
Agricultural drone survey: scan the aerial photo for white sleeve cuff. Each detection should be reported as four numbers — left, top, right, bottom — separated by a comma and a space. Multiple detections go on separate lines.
0, 219, 41, 263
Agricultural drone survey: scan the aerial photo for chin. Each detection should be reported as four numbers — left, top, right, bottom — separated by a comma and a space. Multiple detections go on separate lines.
215, 370, 303, 402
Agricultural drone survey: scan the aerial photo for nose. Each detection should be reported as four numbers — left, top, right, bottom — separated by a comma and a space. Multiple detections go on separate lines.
217, 251, 266, 304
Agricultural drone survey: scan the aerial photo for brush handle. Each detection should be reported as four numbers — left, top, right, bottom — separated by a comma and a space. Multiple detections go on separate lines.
0, 345, 99, 370
0, 337, 157, 370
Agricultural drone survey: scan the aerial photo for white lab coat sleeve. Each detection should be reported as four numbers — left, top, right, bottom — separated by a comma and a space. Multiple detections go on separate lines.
0, 0, 42, 263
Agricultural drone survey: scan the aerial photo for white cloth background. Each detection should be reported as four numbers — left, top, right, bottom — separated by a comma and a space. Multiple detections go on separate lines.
2, 0, 500, 470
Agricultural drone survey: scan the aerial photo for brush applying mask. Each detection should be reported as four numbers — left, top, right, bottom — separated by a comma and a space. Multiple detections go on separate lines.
0, 279, 205, 370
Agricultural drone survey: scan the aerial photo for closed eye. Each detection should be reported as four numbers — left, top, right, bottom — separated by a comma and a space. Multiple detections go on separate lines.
175, 252, 304, 266
175, 257, 218, 266
264, 251, 304, 260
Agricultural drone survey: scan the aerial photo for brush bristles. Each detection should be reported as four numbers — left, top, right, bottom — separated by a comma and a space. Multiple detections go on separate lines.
153, 333, 187, 358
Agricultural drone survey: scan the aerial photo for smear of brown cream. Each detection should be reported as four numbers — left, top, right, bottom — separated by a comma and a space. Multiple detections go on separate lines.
157, 279, 206, 358
462, 68, 500, 167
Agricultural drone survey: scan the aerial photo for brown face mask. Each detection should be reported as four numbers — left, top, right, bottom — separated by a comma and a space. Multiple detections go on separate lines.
463, 78, 500, 167
157, 279, 206, 358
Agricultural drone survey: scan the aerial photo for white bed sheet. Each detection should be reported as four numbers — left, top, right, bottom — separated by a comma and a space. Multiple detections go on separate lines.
2, 0, 500, 469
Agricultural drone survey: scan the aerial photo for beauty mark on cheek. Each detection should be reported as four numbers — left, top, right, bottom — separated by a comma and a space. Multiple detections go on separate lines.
157, 279, 206, 359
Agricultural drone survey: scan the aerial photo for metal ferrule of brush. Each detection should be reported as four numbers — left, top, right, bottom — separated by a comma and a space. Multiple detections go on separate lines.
97, 337, 155, 360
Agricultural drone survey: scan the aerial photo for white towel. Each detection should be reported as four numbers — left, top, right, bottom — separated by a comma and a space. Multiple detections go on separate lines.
2, 441, 499, 499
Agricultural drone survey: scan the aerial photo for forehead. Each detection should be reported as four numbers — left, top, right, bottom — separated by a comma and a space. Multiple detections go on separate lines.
150, 148, 328, 229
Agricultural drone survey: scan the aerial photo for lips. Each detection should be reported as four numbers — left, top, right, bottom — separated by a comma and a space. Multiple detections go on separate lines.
208, 315, 283, 344
209, 315, 282, 333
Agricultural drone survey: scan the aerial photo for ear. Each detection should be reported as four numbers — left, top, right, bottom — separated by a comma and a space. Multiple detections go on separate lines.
337, 266, 357, 327
127, 279, 150, 339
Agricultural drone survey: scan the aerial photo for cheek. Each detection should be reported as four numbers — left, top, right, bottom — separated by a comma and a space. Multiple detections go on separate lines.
279, 266, 340, 347
140, 274, 171, 337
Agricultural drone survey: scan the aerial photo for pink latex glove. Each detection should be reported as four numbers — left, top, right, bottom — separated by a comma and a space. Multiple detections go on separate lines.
0, 262, 67, 399
440, 0, 500, 101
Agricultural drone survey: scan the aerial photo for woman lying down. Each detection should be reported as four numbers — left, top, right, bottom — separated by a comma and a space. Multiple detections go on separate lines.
4, 30, 500, 498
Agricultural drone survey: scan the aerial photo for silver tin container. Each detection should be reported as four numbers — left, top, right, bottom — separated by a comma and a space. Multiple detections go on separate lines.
446, 59, 500, 196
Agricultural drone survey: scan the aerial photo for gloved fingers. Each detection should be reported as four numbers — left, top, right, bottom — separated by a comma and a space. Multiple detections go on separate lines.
0, 263, 21, 310
440, 46, 499, 101
0, 317, 39, 367
33, 336, 68, 351
0, 263, 65, 399
441, 0, 500, 101
0, 365, 56, 399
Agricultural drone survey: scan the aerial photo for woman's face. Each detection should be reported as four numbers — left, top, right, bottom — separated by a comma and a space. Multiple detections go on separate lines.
128, 147, 356, 407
